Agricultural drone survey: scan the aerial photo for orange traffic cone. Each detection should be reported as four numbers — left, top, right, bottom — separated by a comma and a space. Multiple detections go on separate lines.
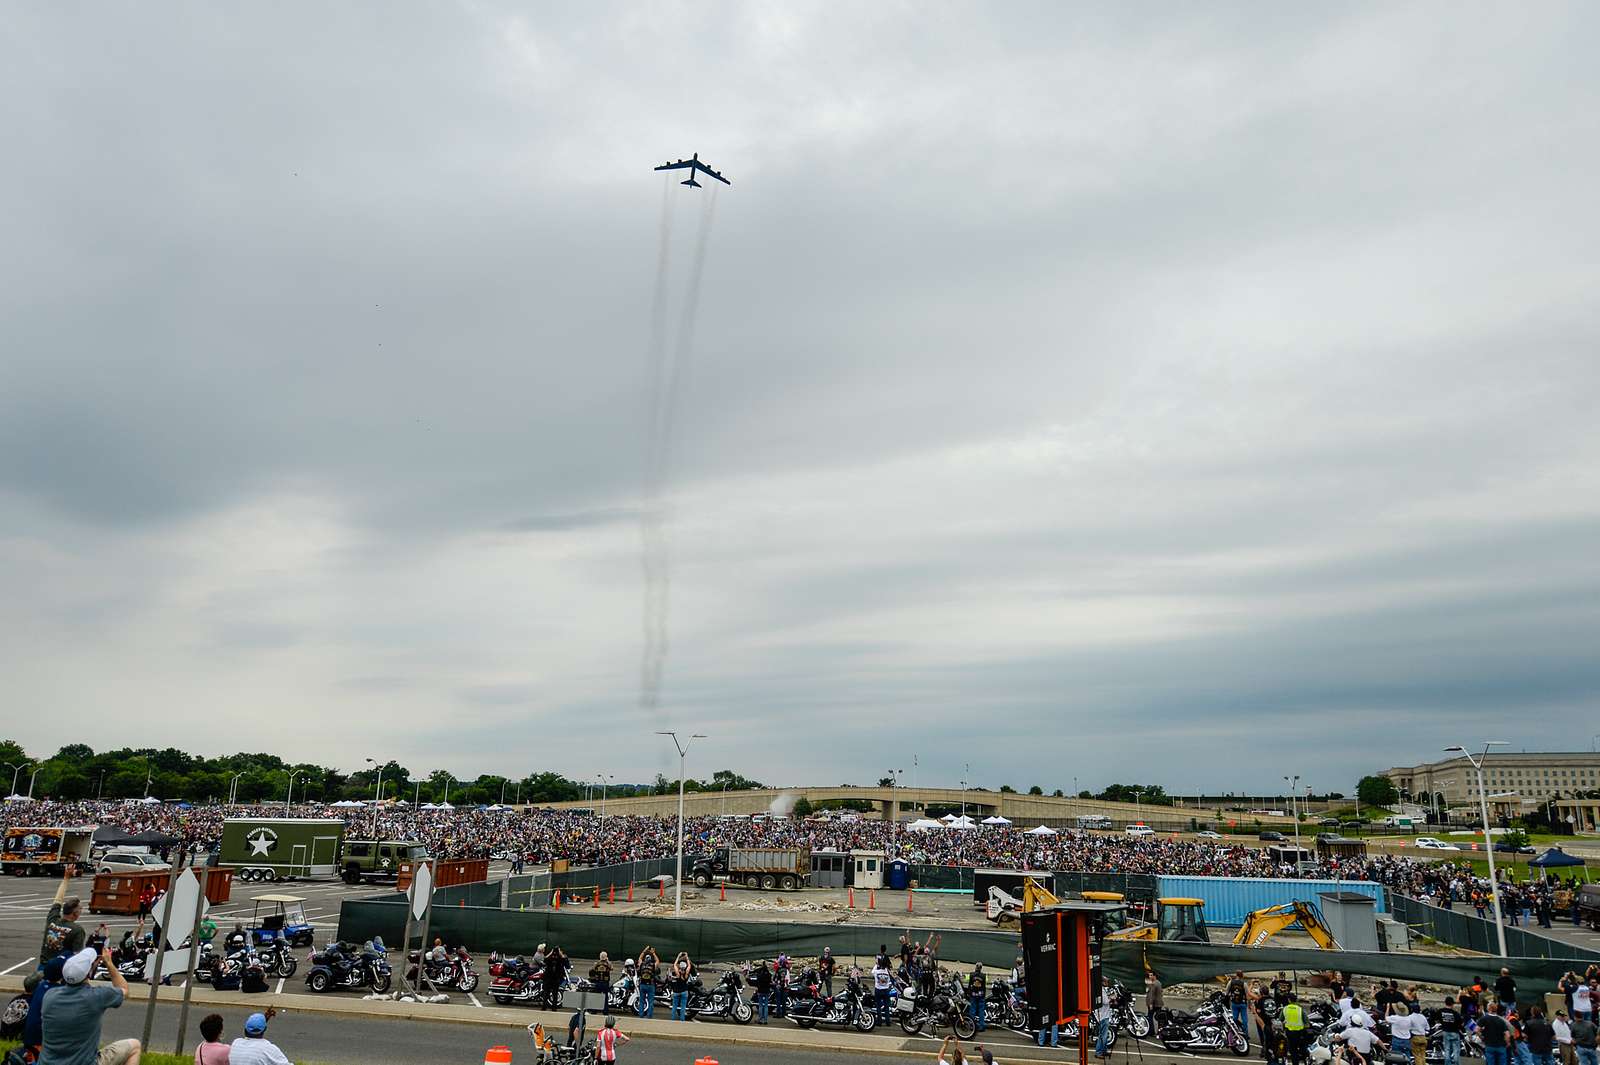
460, 899, 465, 907
553, 889, 561, 910
593, 888, 599, 908
848, 887, 855, 909
658, 879, 665, 900
694, 1058, 719, 1065
485, 1046, 512, 1065
609, 885, 615, 904
907, 890, 914, 913
720, 882, 726, 901
869, 890, 876, 910
628, 882, 634, 902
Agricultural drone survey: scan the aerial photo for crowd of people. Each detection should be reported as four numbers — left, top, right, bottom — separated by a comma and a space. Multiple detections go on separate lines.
3, 800, 1587, 932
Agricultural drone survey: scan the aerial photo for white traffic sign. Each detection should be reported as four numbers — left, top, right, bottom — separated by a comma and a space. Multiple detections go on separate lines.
409, 861, 434, 921
153, 870, 208, 949
143, 948, 197, 983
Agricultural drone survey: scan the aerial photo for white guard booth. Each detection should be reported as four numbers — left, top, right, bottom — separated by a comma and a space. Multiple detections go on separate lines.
851, 850, 886, 889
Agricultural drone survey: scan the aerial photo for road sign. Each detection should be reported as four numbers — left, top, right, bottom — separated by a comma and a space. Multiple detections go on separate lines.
409, 860, 434, 921
153, 870, 208, 949
143, 948, 196, 983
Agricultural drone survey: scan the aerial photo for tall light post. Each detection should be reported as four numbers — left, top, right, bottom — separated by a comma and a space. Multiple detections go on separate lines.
1132, 786, 1145, 824
1448, 742, 1510, 957
26, 767, 41, 799
515, 779, 522, 805
5, 762, 28, 798
599, 774, 614, 827
500, 778, 508, 806
365, 758, 386, 836
657, 731, 706, 917
143, 757, 154, 799
1284, 775, 1302, 853
285, 771, 306, 810
97, 770, 107, 801
720, 778, 734, 817
964, 762, 972, 818
227, 772, 246, 805
415, 781, 423, 807
888, 768, 904, 853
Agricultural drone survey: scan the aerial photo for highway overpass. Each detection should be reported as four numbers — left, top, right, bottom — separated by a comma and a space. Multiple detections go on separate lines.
535, 785, 1297, 826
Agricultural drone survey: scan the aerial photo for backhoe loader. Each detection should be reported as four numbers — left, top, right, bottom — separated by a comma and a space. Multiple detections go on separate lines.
1231, 900, 1342, 949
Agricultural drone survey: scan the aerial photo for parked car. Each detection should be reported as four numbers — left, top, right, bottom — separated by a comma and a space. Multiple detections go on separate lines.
1258, 831, 1286, 842
98, 850, 171, 875
1318, 817, 1341, 827
1492, 842, 1536, 855
1314, 832, 1343, 844
1196, 830, 1223, 840
1413, 837, 1461, 851
1124, 825, 1154, 837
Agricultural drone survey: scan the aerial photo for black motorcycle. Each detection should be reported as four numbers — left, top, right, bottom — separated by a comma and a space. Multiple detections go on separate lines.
305, 940, 392, 994
254, 939, 298, 979
685, 971, 754, 1024
985, 979, 1028, 1031
897, 979, 976, 1040
788, 972, 875, 1032
1107, 981, 1152, 1039
407, 947, 478, 993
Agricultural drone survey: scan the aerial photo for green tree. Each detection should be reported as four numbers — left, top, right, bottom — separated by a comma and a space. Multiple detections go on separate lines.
793, 796, 814, 817
1028, 785, 1044, 795
877, 777, 895, 788
1052, 789, 1064, 797
1000, 784, 1016, 793
1357, 775, 1399, 808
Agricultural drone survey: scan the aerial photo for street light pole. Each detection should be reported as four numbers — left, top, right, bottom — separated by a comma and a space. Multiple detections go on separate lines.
964, 763, 971, 818
97, 770, 107, 801
285, 772, 304, 811
656, 731, 706, 917
366, 758, 386, 836
599, 774, 613, 827
1448, 742, 1509, 957
720, 779, 733, 817
1284, 775, 1302, 853
227, 772, 246, 806
26, 767, 41, 799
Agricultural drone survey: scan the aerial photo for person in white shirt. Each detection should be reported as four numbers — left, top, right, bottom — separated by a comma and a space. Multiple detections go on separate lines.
1553, 1010, 1575, 1065
229, 1011, 292, 1065
1338, 1016, 1385, 1065
1576, 985, 1593, 1023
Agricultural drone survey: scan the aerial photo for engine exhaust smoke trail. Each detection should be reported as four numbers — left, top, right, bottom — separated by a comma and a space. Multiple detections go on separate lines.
638, 181, 719, 714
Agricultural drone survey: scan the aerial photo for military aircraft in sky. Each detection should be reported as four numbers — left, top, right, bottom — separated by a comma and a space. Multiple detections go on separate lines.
653, 153, 731, 188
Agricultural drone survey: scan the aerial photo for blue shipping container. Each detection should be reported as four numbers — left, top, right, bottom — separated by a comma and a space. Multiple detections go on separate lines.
1156, 876, 1385, 925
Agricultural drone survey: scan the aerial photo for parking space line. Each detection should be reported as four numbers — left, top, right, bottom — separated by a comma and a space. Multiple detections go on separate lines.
1, 956, 37, 975
469, 993, 482, 1008
276, 978, 285, 994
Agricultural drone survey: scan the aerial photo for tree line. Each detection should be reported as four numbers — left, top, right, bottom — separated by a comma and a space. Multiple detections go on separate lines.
0, 739, 764, 807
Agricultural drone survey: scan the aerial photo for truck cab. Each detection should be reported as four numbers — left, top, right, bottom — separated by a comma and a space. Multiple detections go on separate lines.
341, 839, 429, 884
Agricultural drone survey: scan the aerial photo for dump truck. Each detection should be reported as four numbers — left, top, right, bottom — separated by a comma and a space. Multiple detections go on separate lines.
690, 847, 810, 890
2, 826, 96, 876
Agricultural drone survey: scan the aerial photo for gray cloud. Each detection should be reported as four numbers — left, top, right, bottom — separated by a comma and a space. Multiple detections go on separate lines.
1, 3, 1597, 792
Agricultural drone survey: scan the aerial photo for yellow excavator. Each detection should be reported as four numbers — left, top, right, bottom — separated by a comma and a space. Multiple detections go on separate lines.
1231, 901, 1342, 949
986, 881, 1210, 942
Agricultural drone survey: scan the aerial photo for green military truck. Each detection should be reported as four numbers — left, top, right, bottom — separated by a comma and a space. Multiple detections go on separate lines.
338, 838, 429, 885
218, 818, 428, 884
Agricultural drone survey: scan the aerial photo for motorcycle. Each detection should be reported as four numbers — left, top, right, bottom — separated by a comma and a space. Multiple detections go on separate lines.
684, 971, 754, 1025
254, 939, 298, 979
1107, 981, 1152, 1039
897, 979, 976, 1040
788, 972, 875, 1032
305, 939, 392, 994
984, 979, 1029, 1031
489, 956, 565, 1008
1155, 996, 1251, 1056
407, 946, 478, 992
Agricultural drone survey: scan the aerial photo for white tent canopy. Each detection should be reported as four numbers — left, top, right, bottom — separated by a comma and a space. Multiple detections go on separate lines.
1025, 824, 1058, 835
907, 818, 945, 831
946, 815, 977, 829
3, 795, 33, 803
939, 813, 959, 822
981, 815, 1011, 825
330, 799, 364, 808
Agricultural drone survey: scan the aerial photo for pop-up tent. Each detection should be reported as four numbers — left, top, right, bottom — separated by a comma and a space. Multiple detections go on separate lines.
907, 818, 945, 831
1025, 824, 1058, 836
981, 815, 1012, 826
1531, 847, 1589, 880
947, 815, 977, 830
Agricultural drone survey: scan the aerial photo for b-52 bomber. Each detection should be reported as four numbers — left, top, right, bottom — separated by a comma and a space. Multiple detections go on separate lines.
653, 153, 731, 188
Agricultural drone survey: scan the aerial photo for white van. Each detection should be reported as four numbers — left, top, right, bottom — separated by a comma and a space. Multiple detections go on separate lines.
1124, 824, 1154, 837
98, 850, 171, 874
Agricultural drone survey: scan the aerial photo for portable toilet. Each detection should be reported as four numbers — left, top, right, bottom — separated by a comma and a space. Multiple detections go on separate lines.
810, 850, 848, 889
851, 850, 886, 890
1317, 891, 1379, 953
887, 859, 910, 891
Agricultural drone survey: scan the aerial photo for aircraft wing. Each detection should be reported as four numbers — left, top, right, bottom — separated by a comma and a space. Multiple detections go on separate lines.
693, 160, 731, 185
654, 160, 695, 172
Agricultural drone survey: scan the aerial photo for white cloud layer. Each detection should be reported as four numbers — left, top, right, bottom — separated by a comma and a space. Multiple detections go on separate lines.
2, 3, 1597, 791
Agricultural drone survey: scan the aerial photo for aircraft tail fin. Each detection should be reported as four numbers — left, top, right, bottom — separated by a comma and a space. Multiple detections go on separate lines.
682, 176, 702, 188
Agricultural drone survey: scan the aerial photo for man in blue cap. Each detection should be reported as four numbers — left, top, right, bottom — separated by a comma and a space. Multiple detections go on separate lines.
229, 1010, 292, 1065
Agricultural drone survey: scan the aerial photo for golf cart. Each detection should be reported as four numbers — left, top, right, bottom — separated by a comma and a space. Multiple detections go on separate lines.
251, 893, 315, 948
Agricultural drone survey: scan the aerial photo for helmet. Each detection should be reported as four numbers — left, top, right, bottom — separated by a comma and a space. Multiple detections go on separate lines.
1351, 1015, 1366, 1027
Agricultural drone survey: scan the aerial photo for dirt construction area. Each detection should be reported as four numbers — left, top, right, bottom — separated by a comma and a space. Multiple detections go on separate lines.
528, 882, 1002, 930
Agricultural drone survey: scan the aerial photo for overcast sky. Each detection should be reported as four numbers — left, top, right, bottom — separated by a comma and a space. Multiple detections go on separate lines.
3, 3, 1597, 796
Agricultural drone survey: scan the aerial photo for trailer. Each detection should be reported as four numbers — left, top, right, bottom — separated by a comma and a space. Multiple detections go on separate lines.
689, 847, 810, 891
2, 826, 96, 876
972, 868, 1056, 907
219, 818, 345, 882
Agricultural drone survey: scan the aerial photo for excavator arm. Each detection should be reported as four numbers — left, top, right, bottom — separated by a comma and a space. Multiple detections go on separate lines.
1232, 902, 1342, 949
